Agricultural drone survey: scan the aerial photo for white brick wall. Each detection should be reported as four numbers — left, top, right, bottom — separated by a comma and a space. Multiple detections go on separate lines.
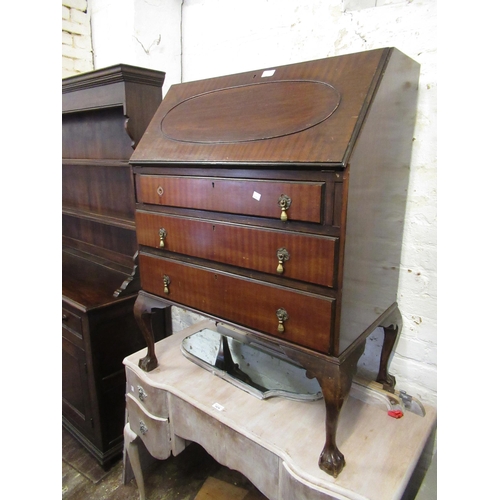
62, 0, 94, 77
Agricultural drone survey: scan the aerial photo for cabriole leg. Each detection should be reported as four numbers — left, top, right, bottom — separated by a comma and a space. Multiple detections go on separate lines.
281, 341, 365, 478
376, 306, 403, 389
134, 292, 171, 372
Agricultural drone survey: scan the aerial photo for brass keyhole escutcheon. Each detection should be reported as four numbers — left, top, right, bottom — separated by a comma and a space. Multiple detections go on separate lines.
163, 275, 171, 295
157, 186, 164, 196
278, 194, 291, 221
276, 247, 290, 274
159, 228, 167, 248
276, 308, 289, 333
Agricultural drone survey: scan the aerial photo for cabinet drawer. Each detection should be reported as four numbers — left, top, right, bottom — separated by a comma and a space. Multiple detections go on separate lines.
136, 175, 324, 223
139, 253, 334, 353
62, 307, 84, 348
136, 211, 337, 287
62, 307, 83, 335
126, 367, 168, 418
126, 393, 171, 460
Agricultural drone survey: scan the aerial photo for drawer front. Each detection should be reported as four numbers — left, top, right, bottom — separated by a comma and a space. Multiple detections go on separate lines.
139, 253, 334, 353
62, 307, 83, 335
62, 306, 84, 348
136, 211, 337, 287
136, 175, 324, 223
126, 393, 171, 460
126, 367, 168, 418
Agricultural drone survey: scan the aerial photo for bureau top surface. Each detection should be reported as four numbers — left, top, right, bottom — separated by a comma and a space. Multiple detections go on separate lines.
131, 48, 396, 167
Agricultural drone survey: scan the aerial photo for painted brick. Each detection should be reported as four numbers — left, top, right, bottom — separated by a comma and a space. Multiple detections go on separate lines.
390, 356, 437, 392
74, 58, 94, 73
62, 56, 75, 72
62, 31, 73, 46
62, 43, 92, 62
71, 7, 90, 26
62, 19, 90, 36
62, 1, 92, 76
394, 336, 436, 366
63, 0, 87, 11
73, 34, 92, 50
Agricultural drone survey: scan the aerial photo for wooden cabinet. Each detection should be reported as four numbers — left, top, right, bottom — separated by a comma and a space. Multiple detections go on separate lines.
130, 48, 420, 478
62, 64, 166, 466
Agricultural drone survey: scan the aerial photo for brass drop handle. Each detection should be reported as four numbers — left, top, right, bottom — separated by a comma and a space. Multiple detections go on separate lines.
276, 248, 290, 274
163, 275, 171, 295
278, 194, 291, 221
137, 385, 147, 402
276, 308, 289, 333
159, 228, 167, 248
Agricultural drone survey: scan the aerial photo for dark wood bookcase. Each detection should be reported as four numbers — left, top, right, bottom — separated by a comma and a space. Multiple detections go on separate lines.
62, 64, 167, 466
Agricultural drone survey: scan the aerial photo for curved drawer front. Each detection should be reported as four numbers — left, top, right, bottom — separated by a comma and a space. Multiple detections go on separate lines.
139, 253, 334, 354
126, 367, 168, 418
136, 175, 323, 223
126, 394, 171, 460
136, 211, 337, 288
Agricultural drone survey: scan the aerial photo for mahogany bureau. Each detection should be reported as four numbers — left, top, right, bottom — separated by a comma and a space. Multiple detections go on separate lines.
62, 64, 167, 465
130, 47, 420, 478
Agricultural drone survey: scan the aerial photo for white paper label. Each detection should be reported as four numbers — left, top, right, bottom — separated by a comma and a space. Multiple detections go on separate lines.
252, 191, 261, 201
261, 69, 275, 78
212, 402, 225, 411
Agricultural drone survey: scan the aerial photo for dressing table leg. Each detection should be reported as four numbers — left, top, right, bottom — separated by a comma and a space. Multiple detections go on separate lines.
124, 423, 146, 500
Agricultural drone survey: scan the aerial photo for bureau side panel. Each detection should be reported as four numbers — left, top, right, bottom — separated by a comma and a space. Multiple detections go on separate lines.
337, 49, 420, 354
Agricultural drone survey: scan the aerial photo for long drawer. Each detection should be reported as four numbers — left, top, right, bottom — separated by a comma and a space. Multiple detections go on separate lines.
136, 211, 337, 287
135, 175, 324, 223
139, 253, 334, 353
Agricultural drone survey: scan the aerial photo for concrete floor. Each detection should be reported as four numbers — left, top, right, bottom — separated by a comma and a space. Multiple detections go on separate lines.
62, 426, 436, 499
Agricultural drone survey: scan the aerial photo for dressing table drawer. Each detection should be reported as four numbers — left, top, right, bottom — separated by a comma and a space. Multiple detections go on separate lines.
126, 367, 168, 418
126, 393, 171, 460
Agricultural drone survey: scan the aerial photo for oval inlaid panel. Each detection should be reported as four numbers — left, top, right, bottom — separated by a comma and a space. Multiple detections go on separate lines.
160, 80, 341, 144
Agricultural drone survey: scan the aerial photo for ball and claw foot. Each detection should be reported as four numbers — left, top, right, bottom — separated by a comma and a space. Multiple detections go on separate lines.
139, 355, 158, 372
319, 444, 345, 478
